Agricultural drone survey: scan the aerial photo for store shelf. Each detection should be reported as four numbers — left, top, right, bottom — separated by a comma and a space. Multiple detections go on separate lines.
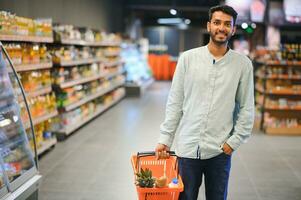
57, 92, 125, 135
54, 58, 103, 67
0, 34, 53, 43
58, 74, 104, 89
105, 70, 125, 79
37, 137, 57, 156
104, 60, 123, 67
265, 126, 301, 135
25, 86, 52, 98
14, 62, 53, 72
104, 51, 121, 57
97, 41, 121, 47
264, 105, 301, 111
63, 81, 125, 111
255, 74, 301, 80
57, 39, 121, 47
255, 60, 301, 66
255, 85, 301, 95
24, 111, 58, 129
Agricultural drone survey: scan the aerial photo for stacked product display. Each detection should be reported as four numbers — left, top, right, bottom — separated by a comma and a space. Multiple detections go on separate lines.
0, 12, 58, 155
253, 44, 301, 135
0, 11, 52, 42
121, 42, 153, 96
52, 24, 125, 138
1, 12, 126, 150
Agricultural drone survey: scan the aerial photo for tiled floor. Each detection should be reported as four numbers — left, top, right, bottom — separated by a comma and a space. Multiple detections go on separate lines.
38, 82, 301, 200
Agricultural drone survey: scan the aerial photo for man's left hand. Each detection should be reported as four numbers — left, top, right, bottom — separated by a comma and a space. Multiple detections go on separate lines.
222, 143, 233, 155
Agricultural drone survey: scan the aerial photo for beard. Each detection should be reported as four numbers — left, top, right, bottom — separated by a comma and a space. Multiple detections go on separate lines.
209, 30, 232, 45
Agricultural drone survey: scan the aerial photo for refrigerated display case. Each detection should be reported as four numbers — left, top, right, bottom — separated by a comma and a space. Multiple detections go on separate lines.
0, 41, 41, 200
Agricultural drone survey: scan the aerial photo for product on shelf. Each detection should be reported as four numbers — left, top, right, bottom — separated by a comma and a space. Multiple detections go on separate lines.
51, 63, 104, 84
0, 11, 53, 37
58, 87, 125, 128
55, 80, 109, 108
53, 24, 122, 44
19, 92, 57, 122
4, 43, 52, 65
254, 43, 301, 135
19, 69, 51, 92
252, 44, 301, 64
264, 113, 300, 129
28, 118, 57, 150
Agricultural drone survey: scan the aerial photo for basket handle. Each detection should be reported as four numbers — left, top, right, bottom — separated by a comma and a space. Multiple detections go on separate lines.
136, 151, 179, 178
137, 151, 176, 157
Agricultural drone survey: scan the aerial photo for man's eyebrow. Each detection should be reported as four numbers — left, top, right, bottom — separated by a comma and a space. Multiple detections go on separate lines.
212, 19, 232, 23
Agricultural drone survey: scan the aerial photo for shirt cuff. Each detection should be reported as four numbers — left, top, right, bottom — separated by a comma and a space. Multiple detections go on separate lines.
226, 135, 242, 151
158, 133, 173, 148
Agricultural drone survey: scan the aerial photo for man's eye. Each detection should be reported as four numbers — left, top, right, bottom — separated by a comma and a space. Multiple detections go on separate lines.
213, 21, 219, 25
225, 23, 231, 27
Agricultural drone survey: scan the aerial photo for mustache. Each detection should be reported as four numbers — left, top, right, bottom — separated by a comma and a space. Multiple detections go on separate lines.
215, 31, 228, 35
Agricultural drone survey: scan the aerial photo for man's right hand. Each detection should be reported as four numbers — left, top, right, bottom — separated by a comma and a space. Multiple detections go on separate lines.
155, 143, 170, 160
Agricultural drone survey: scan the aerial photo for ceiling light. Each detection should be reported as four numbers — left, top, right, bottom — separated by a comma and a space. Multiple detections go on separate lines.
184, 19, 191, 25
157, 18, 183, 24
169, 9, 177, 15
241, 22, 248, 29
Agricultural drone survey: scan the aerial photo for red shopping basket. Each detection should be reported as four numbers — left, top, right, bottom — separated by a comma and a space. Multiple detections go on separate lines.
131, 151, 184, 200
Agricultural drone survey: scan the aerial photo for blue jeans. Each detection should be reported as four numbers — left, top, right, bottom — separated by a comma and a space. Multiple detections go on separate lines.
178, 153, 231, 200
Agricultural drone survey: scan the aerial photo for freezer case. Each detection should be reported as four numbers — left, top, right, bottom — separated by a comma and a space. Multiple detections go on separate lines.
0, 42, 41, 200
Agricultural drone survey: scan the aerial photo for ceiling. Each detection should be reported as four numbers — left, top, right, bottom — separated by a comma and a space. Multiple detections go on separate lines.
124, 0, 222, 27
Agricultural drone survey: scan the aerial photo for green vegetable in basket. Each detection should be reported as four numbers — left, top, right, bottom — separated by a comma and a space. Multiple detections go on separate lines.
136, 168, 155, 188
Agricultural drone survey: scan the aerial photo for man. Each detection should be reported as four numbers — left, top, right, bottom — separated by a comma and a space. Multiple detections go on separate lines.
155, 5, 254, 200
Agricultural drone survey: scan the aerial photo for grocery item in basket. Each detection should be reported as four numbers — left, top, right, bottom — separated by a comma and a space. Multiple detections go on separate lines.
135, 168, 155, 188
155, 175, 167, 188
168, 178, 179, 188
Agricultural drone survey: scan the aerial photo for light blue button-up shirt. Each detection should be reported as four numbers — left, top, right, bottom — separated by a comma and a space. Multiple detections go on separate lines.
159, 46, 254, 159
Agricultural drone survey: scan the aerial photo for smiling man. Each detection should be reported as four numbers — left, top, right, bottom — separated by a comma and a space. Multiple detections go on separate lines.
155, 5, 255, 200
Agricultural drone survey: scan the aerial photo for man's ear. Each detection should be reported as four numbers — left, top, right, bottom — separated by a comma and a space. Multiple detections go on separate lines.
207, 21, 210, 32
232, 26, 237, 36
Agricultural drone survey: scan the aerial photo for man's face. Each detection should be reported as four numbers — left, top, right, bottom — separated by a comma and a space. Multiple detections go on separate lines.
207, 11, 236, 45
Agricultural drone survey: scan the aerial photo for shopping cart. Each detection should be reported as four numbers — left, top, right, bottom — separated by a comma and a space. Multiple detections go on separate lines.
131, 151, 184, 200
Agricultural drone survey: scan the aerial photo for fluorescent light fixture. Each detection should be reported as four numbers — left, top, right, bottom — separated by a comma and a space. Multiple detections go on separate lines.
241, 22, 248, 29
157, 18, 183, 24
184, 19, 191, 25
170, 9, 177, 15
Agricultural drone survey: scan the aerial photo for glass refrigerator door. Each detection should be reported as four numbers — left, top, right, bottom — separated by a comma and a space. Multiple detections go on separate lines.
0, 45, 38, 193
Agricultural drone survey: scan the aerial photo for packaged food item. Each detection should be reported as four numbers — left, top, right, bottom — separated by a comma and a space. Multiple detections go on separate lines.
168, 178, 179, 188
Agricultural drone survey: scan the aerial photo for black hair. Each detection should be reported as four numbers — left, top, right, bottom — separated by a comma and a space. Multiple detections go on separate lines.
209, 5, 238, 25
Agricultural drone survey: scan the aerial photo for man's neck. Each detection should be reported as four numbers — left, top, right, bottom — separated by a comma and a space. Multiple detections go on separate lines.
207, 40, 229, 59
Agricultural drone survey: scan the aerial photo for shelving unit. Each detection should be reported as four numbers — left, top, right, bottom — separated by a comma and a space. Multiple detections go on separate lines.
57, 90, 125, 136
36, 137, 57, 156
254, 58, 301, 135
23, 111, 59, 129
62, 81, 125, 112
14, 62, 53, 72
52, 26, 126, 138
54, 58, 104, 67
0, 35, 53, 43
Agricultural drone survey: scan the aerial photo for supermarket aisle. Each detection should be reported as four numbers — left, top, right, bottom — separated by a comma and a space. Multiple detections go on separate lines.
38, 82, 301, 200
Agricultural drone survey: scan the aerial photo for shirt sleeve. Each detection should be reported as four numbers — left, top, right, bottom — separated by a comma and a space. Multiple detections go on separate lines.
158, 54, 186, 147
226, 60, 255, 151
